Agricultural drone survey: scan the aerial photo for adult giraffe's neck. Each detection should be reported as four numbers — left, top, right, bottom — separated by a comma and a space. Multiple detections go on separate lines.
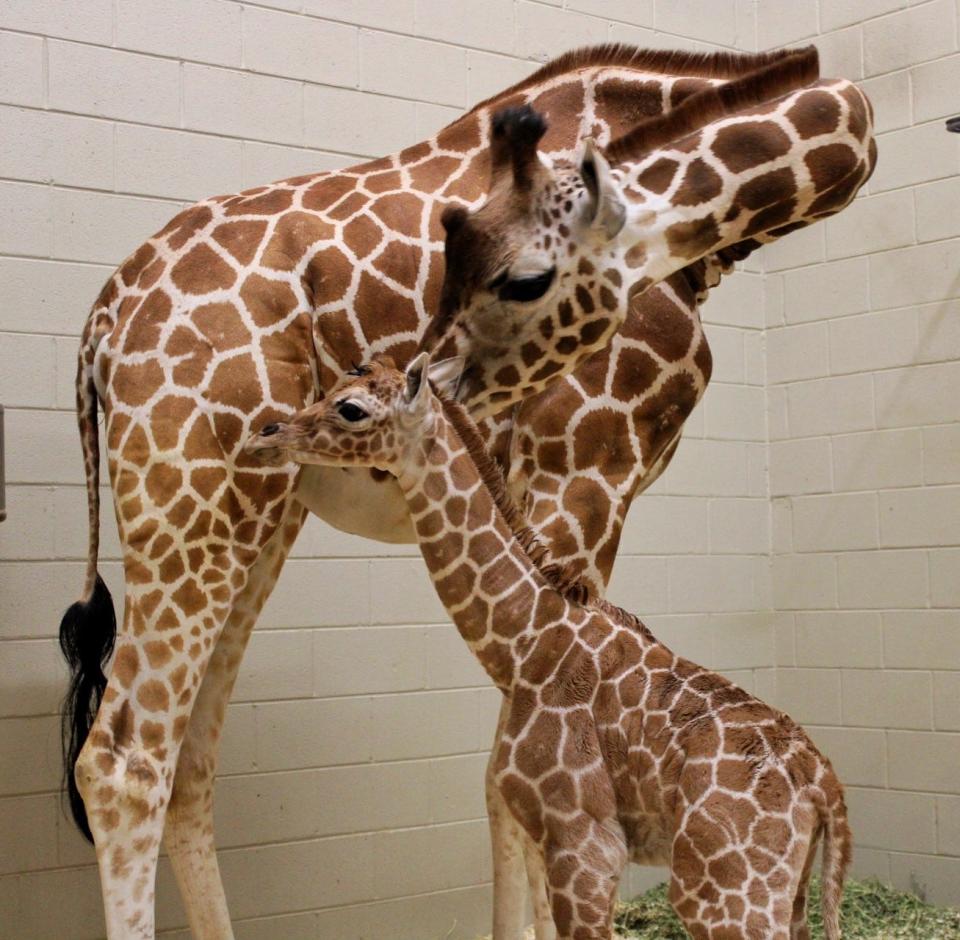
396, 396, 567, 693
614, 74, 875, 292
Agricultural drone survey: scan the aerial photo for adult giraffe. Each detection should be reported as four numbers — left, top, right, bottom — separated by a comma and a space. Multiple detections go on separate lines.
58, 45, 873, 939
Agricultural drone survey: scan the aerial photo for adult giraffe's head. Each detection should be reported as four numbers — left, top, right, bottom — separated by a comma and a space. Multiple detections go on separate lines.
422, 45, 875, 417
243, 354, 463, 476
421, 104, 630, 416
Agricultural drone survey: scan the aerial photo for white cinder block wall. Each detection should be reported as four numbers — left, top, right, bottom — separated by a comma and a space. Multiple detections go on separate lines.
0, 2, 955, 937
763, 0, 960, 908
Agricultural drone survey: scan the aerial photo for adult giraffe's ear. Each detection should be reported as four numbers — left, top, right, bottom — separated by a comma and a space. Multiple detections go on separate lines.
427, 356, 465, 398
580, 138, 626, 239
403, 351, 431, 411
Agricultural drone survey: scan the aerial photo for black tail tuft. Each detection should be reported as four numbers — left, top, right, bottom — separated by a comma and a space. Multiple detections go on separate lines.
58, 573, 116, 842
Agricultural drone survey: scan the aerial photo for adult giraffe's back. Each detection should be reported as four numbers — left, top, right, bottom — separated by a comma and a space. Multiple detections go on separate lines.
59, 45, 873, 938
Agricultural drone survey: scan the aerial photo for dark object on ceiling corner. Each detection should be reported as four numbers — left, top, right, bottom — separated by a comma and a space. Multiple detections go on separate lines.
947, 116, 960, 132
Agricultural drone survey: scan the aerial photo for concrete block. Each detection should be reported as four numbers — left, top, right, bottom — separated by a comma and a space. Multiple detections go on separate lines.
617, 495, 709, 555
806, 725, 886, 788
842, 668, 933, 730
792, 492, 878, 552
0, 180, 52, 257
912, 52, 960, 122
787, 374, 875, 438
923, 424, 960, 484
874, 361, 960, 428
48, 41, 181, 125
415, 0, 517, 52
0, 258, 110, 336
879, 486, 960, 547
846, 787, 937, 853
783, 257, 870, 323
667, 554, 764, 613
703, 383, 766, 441
883, 610, 960, 668
184, 64, 303, 146
0, 333, 57, 407
825, 189, 916, 260
466, 50, 538, 106
313, 625, 427, 696
657, 0, 739, 45
767, 322, 830, 383
832, 429, 924, 492
0, 0, 112, 42
0, 106, 114, 190
837, 549, 929, 609
863, 0, 956, 76
708, 498, 769, 554
772, 553, 838, 610
241, 142, 350, 188
52, 188, 181, 266
304, 84, 419, 156
243, 6, 357, 86
360, 30, 466, 107
515, 1, 608, 61
769, 438, 833, 496
888, 730, 960, 793
0, 32, 43, 108
116, 124, 244, 201
772, 667, 842, 725
116, 0, 242, 67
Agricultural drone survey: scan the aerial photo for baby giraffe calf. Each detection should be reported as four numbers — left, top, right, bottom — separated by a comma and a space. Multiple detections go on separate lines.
245, 354, 851, 940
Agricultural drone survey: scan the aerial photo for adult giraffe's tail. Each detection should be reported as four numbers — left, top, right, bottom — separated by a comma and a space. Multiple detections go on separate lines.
58, 319, 116, 842
818, 782, 853, 940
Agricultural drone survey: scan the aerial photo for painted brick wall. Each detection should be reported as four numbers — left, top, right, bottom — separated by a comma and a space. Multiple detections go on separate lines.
763, 0, 960, 908
0, 1, 954, 938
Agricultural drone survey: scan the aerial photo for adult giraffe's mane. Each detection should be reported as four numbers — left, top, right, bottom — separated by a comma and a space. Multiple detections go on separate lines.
436, 390, 655, 640
603, 45, 819, 165
467, 43, 820, 116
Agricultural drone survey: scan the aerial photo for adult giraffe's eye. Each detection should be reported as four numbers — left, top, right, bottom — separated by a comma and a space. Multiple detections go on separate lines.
495, 268, 555, 303
336, 401, 368, 422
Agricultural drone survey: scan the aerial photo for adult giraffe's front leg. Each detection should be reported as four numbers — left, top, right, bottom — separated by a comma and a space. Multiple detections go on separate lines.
163, 501, 307, 940
73, 398, 303, 939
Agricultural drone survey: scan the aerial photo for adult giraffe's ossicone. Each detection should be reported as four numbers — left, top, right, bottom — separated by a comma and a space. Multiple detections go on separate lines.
57, 44, 873, 939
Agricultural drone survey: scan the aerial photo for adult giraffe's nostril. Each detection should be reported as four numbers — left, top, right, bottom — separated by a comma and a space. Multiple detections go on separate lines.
261, 423, 280, 437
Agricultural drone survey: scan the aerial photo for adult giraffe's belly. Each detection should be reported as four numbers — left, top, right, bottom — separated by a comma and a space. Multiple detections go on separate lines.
295, 465, 417, 544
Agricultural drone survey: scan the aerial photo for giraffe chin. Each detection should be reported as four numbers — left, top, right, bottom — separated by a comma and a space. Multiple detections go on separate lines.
243, 431, 297, 467
248, 447, 291, 468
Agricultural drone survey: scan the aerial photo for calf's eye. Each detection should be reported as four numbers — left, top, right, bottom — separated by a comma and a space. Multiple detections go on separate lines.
337, 401, 368, 422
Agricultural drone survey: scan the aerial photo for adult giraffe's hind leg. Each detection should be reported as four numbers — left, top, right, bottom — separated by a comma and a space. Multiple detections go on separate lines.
73, 396, 303, 938
164, 502, 307, 940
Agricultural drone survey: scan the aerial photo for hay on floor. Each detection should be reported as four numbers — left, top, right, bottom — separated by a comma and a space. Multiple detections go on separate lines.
614, 878, 960, 939
478, 878, 960, 939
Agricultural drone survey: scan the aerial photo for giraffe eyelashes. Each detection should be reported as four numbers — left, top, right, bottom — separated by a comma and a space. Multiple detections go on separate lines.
336, 400, 369, 422
492, 267, 556, 303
